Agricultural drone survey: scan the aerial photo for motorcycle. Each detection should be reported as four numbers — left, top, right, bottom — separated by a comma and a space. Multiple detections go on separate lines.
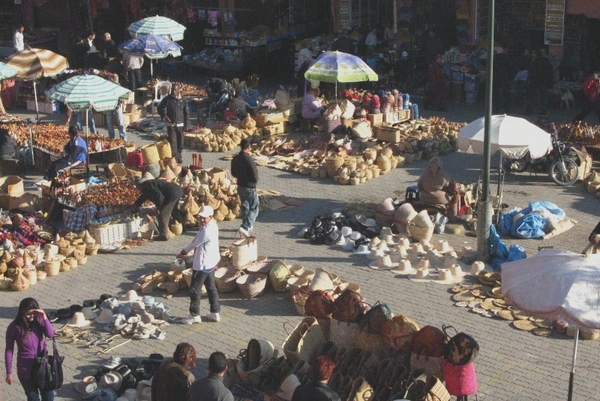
507, 132, 579, 186
198, 78, 235, 122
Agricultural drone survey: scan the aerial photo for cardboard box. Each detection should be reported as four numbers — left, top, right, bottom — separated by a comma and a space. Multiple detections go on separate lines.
9, 193, 39, 213
376, 125, 402, 143
206, 167, 228, 182
124, 103, 138, 113
41, 177, 86, 196
0, 175, 25, 197
368, 113, 384, 127
262, 121, 286, 136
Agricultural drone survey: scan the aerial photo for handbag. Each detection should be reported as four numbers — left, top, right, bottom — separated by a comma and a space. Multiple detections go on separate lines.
381, 315, 420, 350
409, 351, 443, 379
358, 301, 394, 335
304, 290, 335, 319
282, 317, 326, 365
230, 234, 258, 269
32, 337, 64, 391
442, 325, 480, 365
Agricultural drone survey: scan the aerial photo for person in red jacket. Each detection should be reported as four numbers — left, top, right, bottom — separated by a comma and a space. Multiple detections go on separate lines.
572, 71, 600, 124
427, 54, 447, 111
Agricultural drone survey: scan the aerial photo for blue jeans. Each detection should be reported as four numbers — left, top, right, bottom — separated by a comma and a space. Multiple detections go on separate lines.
75, 110, 96, 134
20, 376, 54, 401
238, 186, 259, 230
189, 268, 220, 316
105, 107, 127, 140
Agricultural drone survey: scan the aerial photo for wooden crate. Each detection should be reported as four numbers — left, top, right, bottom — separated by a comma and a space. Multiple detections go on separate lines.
398, 109, 411, 122
261, 121, 286, 136
368, 113, 384, 127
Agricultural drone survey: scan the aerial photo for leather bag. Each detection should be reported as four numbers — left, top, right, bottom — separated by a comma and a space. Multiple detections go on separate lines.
32, 337, 64, 391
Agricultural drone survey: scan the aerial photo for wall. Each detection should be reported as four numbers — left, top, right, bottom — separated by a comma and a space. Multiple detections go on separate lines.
566, 0, 600, 19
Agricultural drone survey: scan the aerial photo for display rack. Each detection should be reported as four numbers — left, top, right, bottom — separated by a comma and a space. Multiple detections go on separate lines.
544, 0, 565, 46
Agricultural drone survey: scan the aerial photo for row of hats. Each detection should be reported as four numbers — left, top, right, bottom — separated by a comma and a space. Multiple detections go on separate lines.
299, 212, 381, 246
47, 293, 115, 323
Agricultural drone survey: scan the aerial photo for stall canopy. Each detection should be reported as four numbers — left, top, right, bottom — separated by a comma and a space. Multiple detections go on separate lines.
119, 34, 182, 77
127, 16, 186, 42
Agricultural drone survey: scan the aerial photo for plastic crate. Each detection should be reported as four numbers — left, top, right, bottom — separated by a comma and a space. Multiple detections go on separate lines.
125, 217, 145, 237
90, 222, 127, 246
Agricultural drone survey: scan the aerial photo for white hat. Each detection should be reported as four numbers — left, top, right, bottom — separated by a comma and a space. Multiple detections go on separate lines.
376, 242, 390, 253
368, 254, 396, 270
342, 239, 356, 252
469, 261, 486, 275
67, 312, 91, 327
99, 371, 123, 391
349, 231, 363, 242
123, 389, 138, 401
389, 249, 404, 263
370, 236, 382, 248
123, 290, 140, 302
95, 309, 115, 324
390, 259, 416, 275
341, 226, 353, 237
379, 226, 393, 238
450, 263, 467, 280
367, 247, 384, 261
81, 306, 98, 320
75, 376, 97, 394
419, 239, 433, 251
434, 269, 461, 284
459, 245, 474, 258
436, 240, 453, 254
103, 356, 122, 369
397, 237, 410, 248
444, 255, 459, 269
418, 259, 430, 270
353, 244, 370, 255
381, 234, 396, 245
410, 243, 426, 255
396, 245, 408, 259
335, 234, 347, 246
409, 267, 435, 282
198, 205, 214, 218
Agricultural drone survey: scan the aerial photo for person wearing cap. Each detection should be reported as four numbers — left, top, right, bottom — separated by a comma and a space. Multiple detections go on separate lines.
187, 351, 233, 401
44, 125, 88, 180
291, 355, 340, 401
178, 205, 221, 324
152, 343, 196, 401
134, 173, 184, 241
5, 297, 55, 401
231, 138, 259, 237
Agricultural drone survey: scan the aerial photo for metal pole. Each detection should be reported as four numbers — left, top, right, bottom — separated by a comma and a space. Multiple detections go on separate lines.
567, 327, 580, 401
476, 0, 495, 262
33, 80, 39, 123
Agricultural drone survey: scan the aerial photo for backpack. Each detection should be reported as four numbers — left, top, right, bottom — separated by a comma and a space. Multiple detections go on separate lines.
583, 74, 600, 102
126, 149, 144, 168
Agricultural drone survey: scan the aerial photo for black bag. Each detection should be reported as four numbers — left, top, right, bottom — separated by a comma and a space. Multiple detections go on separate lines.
442, 325, 479, 365
32, 337, 64, 391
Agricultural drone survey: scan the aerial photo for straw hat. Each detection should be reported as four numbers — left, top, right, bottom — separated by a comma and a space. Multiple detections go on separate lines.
140, 311, 155, 324
380, 234, 396, 245
410, 243, 426, 255
370, 237, 382, 248
419, 239, 433, 251
67, 312, 91, 327
75, 376, 97, 393
389, 249, 404, 263
369, 254, 396, 270
409, 267, 435, 282
418, 259, 431, 270
81, 306, 97, 320
436, 240, 453, 254
469, 261, 486, 275
123, 290, 140, 302
100, 371, 123, 391
396, 245, 408, 259
397, 237, 410, 249
367, 247, 384, 261
512, 320, 537, 331
390, 259, 416, 275
443, 256, 459, 269
376, 242, 390, 253
379, 226, 393, 239
407, 250, 421, 265
434, 269, 462, 284
459, 246, 474, 258
449, 264, 467, 280
353, 244, 370, 255
412, 210, 434, 228
495, 309, 515, 321
131, 301, 146, 312
95, 309, 115, 324
452, 291, 476, 302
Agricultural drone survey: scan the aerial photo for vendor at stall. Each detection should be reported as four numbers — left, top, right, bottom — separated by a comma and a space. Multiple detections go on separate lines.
417, 156, 458, 214
134, 172, 184, 242
44, 126, 87, 180
302, 87, 324, 121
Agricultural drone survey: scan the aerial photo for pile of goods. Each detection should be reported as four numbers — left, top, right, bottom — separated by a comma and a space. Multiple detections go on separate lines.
185, 115, 262, 152
146, 78, 208, 98
557, 122, 600, 148
0, 229, 102, 292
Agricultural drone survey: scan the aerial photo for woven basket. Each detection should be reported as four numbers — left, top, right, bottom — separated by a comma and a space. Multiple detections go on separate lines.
169, 221, 183, 235
292, 286, 310, 316
581, 327, 600, 340
59, 246, 75, 257
236, 273, 267, 299
156, 139, 172, 160
23, 269, 37, 286
66, 257, 78, 268
44, 260, 61, 276
86, 244, 100, 255
215, 268, 244, 293
77, 256, 88, 266
74, 243, 86, 253
141, 144, 160, 165
182, 269, 193, 288
408, 224, 434, 242
235, 350, 279, 386
59, 261, 71, 272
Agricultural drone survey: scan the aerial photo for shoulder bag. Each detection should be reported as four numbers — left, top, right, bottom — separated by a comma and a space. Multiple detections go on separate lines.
33, 337, 64, 391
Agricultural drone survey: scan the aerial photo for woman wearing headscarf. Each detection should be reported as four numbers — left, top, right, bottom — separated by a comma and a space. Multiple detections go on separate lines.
417, 156, 454, 210
152, 342, 196, 401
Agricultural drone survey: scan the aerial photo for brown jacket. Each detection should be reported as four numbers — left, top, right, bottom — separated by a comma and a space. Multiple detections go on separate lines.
152, 359, 195, 401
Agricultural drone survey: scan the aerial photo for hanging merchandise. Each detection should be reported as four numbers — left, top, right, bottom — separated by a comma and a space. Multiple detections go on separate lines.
198, 10, 206, 20
208, 10, 219, 27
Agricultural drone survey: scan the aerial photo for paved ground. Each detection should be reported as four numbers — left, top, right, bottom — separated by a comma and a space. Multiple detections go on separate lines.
1, 84, 599, 400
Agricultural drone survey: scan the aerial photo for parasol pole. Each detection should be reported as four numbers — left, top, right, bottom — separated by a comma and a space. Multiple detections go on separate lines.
33, 80, 40, 123
567, 327, 579, 401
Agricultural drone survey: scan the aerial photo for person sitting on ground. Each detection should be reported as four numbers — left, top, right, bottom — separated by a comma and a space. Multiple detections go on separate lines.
152, 343, 196, 401
417, 156, 458, 212
301, 87, 324, 121
292, 355, 340, 401
45, 126, 87, 180
187, 351, 233, 401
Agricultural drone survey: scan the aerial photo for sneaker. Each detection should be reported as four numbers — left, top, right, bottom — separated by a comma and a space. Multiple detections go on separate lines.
238, 227, 250, 237
206, 312, 221, 322
181, 315, 202, 325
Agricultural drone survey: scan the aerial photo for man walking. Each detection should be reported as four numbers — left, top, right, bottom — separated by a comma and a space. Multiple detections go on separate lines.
134, 172, 184, 241
179, 206, 221, 324
158, 83, 189, 163
187, 351, 233, 401
231, 138, 258, 237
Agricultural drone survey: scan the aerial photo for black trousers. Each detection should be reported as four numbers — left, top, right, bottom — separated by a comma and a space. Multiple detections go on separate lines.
157, 196, 183, 237
167, 125, 184, 163
46, 157, 71, 180
189, 268, 220, 316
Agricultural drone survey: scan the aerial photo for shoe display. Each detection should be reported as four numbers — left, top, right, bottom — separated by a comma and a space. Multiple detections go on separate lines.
238, 227, 250, 237
206, 312, 221, 322
181, 315, 202, 324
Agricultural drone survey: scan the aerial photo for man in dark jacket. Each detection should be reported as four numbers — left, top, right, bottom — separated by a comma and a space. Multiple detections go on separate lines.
158, 83, 189, 163
134, 173, 184, 241
292, 355, 340, 401
187, 352, 233, 401
231, 138, 258, 237
526, 49, 554, 115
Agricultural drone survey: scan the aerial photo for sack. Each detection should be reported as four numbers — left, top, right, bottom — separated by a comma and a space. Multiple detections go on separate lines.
409, 352, 443, 378
274, 90, 294, 111
33, 337, 64, 391
441, 360, 477, 396
269, 261, 291, 292
304, 290, 335, 318
410, 325, 445, 358
230, 235, 258, 269
583, 74, 600, 102
282, 317, 326, 365
332, 288, 370, 323
126, 149, 144, 168
442, 325, 480, 365
381, 315, 420, 349
358, 301, 394, 335
329, 317, 360, 349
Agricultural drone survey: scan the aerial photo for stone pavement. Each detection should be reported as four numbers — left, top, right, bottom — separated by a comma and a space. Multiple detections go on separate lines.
1, 98, 599, 400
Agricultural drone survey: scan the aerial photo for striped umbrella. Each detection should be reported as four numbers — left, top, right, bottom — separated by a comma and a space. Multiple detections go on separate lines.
0, 62, 17, 80
6, 47, 69, 80
119, 34, 182, 77
46, 74, 131, 112
6, 47, 69, 121
128, 16, 186, 41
